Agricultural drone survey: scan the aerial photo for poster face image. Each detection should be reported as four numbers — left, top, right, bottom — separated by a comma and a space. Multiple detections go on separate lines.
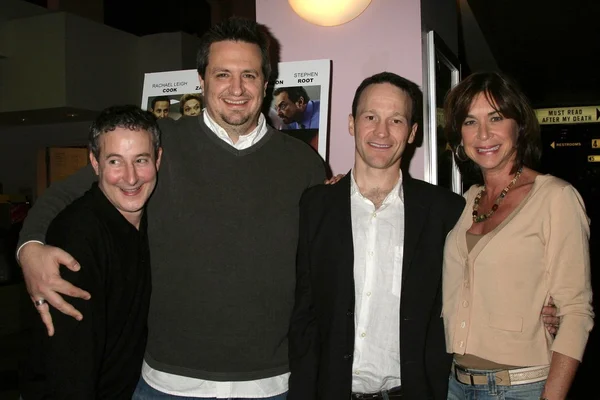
141, 69, 203, 121
271, 85, 321, 152
141, 59, 331, 160
270, 59, 331, 160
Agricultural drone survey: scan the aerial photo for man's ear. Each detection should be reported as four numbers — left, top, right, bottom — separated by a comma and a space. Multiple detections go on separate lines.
348, 114, 356, 137
89, 151, 100, 175
408, 123, 418, 144
155, 147, 163, 171
198, 74, 205, 94
296, 96, 307, 110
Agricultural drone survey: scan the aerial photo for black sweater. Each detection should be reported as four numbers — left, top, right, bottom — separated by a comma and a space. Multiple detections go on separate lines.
20, 183, 151, 399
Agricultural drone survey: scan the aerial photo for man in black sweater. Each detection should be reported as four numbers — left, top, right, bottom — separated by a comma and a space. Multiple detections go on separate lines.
19, 105, 162, 398
17, 17, 325, 399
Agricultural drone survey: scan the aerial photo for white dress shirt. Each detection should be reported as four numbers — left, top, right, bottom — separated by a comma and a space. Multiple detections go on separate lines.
142, 110, 289, 398
350, 170, 404, 393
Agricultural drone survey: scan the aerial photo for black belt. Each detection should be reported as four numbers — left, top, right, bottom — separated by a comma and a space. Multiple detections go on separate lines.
351, 386, 403, 399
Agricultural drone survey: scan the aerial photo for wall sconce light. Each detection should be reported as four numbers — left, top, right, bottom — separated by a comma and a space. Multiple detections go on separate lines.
288, 0, 372, 27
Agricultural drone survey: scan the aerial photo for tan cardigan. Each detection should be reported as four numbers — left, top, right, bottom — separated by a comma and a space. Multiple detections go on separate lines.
443, 174, 594, 366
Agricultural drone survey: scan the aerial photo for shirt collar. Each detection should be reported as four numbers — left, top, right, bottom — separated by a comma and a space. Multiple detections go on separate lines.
350, 169, 404, 204
203, 110, 267, 149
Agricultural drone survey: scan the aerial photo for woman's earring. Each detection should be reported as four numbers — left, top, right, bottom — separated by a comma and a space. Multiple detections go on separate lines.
454, 141, 469, 162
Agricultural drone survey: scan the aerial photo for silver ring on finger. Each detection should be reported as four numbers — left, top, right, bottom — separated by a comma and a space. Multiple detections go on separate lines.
34, 298, 48, 307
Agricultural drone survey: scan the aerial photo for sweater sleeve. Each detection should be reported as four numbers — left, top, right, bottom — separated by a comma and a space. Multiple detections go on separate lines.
17, 164, 96, 249
308, 152, 326, 188
546, 184, 594, 361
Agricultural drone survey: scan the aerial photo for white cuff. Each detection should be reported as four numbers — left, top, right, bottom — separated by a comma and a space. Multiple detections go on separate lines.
16, 240, 45, 262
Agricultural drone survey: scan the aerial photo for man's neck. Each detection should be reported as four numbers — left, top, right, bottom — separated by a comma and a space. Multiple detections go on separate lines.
97, 183, 142, 230
227, 124, 257, 144
204, 109, 259, 144
353, 164, 401, 210
126, 216, 141, 230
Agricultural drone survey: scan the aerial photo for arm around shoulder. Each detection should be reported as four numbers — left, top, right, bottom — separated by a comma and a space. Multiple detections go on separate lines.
18, 168, 95, 336
18, 164, 96, 249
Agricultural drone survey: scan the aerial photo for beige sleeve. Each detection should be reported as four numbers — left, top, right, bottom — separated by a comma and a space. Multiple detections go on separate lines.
546, 184, 594, 361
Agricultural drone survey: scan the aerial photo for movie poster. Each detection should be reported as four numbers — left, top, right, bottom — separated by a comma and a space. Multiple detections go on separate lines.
269, 59, 331, 160
140, 69, 203, 121
141, 59, 331, 160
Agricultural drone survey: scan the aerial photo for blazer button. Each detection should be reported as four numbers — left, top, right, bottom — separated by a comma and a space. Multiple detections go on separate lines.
343, 354, 353, 360
346, 310, 354, 316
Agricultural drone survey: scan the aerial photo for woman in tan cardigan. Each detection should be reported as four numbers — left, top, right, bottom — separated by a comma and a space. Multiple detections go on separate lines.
442, 72, 593, 400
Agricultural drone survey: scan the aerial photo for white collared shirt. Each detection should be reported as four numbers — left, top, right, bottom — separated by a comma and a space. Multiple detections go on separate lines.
142, 110, 289, 398
204, 109, 268, 149
350, 170, 404, 393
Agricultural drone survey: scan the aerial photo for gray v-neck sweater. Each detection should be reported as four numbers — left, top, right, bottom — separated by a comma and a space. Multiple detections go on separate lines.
144, 116, 325, 380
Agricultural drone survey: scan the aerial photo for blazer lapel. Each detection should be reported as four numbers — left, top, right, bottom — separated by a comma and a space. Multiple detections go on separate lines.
320, 173, 354, 280
401, 177, 428, 285
329, 173, 353, 228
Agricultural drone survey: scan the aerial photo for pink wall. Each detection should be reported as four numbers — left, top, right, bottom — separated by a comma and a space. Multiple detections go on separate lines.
257, 0, 425, 178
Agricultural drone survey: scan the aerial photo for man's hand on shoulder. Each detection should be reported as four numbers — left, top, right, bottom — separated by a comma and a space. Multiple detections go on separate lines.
542, 296, 560, 335
324, 174, 345, 185
19, 242, 90, 336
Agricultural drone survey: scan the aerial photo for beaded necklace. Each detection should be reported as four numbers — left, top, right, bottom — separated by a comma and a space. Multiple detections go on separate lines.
472, 166, 524, 223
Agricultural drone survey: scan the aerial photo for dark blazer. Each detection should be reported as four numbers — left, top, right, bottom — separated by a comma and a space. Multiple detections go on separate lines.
288, 173, 465, 400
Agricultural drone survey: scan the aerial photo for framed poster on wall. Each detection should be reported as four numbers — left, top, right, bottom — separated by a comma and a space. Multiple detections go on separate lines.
269, 59, 331, 161
140, 69, 203, 121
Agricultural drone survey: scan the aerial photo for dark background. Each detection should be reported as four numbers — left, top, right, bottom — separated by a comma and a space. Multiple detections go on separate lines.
465, 0, 600, 107
22, 0, 600, 108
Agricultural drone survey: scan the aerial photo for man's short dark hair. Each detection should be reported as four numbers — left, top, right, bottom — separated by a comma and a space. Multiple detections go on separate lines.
443, 71, 541, 175
273, 86, 310, 103
89, 105, 161, 159
196, 17, 271, 81
351, 72, 422, 126
151, 96, 170, 110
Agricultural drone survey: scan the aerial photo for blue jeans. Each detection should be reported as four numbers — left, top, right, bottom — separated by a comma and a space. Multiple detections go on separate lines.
447, 370, 545, 400
132, 377, 288, 400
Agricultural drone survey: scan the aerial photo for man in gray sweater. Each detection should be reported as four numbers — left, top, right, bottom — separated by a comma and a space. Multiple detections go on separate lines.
17, 17, 325, 399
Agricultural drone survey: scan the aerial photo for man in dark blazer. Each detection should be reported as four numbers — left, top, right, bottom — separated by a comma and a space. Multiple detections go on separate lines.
288, 72, 465, 400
